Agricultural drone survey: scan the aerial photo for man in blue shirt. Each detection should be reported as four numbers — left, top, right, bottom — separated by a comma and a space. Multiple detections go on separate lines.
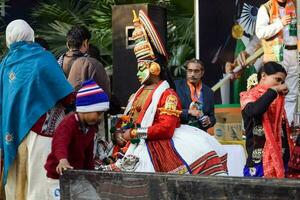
175, 59, 216, 131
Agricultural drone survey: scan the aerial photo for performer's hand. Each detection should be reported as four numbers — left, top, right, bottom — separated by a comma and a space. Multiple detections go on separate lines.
225, 62, 242, 79
271, 84, 289, 95
56, 159, 73, 175
188, 109, 202, 118
114, 131, 127, 146
281, 15, 292, 26
225, 62, 234, 74
122, 129, 132, 141
235, 51, 249, 67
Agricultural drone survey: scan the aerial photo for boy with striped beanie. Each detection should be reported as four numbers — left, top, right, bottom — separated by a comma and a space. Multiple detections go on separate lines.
44, 80, 109, 199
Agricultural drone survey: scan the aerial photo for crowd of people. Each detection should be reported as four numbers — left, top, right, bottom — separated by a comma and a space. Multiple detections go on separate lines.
0, 0, 300, 199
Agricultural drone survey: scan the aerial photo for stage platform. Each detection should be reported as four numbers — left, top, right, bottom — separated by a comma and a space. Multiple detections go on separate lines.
60, 170, 300, 200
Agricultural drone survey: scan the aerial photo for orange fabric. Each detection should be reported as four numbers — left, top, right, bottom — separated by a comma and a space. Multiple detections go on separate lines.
240, 85, 267, 110
240, 84, 293, 178
187, 81, 202, 102
262, 96, 285, 178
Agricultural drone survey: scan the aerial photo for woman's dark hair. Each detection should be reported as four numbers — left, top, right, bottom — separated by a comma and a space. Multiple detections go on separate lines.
66, 25, 91, 49
155, 53, 176, 90
258, 61, 287, 81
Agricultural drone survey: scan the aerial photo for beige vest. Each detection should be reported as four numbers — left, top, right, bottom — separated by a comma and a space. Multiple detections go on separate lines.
260, 0, 296, 62
261, 1, 278, 62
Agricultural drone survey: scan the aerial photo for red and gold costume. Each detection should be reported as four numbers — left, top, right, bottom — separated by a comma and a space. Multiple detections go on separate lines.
106, 10, 227, 175
129, 81, 184, 172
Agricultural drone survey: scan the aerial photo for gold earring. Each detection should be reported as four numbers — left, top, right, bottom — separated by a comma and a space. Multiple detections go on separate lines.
149, 62, 161, 76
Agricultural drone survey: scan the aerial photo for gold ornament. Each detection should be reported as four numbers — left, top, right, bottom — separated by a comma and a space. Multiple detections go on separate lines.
232, 24, 244, 39
132, 10, 139, 23
149, 62, 161, 76
158, 94, 182, 117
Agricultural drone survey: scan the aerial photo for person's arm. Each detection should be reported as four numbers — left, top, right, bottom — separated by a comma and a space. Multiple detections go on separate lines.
123, 113, 180, 141
53, 121, 73, 161
226, 37, 261, 76
147, 114, 180, 140
256, 6, 284, 40
243, 89, 277, 117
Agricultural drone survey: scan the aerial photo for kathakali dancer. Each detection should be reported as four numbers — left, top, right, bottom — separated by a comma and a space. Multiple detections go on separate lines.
105, 10, 227, 175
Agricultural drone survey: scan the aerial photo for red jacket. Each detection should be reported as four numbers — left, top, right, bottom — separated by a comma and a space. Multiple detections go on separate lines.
45, 113, 97, 179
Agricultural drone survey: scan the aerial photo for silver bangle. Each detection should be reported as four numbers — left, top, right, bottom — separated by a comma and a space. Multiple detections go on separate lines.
136, 127, 148, 139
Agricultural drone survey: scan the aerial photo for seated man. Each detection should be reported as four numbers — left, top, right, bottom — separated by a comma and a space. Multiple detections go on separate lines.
175, 59, 216, 131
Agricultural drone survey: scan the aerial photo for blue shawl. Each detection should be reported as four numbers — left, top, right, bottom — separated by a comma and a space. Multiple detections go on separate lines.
0, 42, 73, 184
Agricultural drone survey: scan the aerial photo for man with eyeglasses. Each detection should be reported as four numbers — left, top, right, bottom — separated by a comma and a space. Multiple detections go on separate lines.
175, 59, 216, 131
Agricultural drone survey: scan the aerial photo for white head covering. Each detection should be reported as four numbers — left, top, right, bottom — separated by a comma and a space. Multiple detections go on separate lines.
5, 19, 35, 48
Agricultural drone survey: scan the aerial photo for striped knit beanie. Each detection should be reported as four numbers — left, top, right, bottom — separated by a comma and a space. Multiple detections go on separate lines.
76, 80, 109, 112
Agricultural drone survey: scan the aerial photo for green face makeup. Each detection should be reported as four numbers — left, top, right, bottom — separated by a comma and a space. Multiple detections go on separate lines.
137, 62, 150, 84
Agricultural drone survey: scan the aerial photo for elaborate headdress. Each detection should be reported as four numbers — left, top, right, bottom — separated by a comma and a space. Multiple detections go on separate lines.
132, 10, 168, 77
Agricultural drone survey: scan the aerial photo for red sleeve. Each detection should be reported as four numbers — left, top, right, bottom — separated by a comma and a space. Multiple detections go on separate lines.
52, 118, 73, 160
147, 89, 182, 140
84, 139, 95, 170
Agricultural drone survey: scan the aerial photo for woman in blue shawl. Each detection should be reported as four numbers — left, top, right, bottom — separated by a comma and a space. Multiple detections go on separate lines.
0, 20, 73, 200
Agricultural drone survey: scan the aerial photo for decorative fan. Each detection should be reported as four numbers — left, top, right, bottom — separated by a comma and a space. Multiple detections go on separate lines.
239, 3, 258, 36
